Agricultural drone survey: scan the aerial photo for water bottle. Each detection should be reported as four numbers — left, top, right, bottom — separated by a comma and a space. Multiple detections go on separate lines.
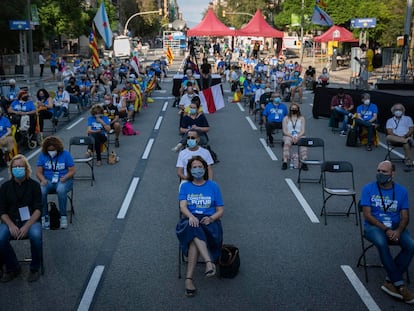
289, 157, 294, 169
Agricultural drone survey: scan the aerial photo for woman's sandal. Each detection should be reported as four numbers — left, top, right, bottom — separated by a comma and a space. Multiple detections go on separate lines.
204, 261, 216, 278
185, 278, 197, 297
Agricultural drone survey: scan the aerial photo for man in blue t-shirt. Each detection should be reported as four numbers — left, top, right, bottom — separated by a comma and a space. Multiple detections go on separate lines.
356, 93, 378, 151
360, 160, 414, 304
262, 92, 288, 147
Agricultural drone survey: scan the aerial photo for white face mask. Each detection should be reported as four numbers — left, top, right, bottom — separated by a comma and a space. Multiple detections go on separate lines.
394, 110, 403, 117
364, 99, 370, 105
48, 150, 57, 158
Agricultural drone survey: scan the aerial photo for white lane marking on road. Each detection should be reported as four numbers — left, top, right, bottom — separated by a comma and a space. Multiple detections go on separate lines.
285, 178, 320, 223
378, 141, 404, 159
341, 265, 381, 311
77, 265, 105, 311
67, 117, 84, 130
117, 177, 140, 219
151, 96, 176, 100
237, 102, 245, 112
142, 138, 154, 159
27, 149, 42, 161
259, 138, 277, 161
246, 116, 258, 130
155, 89, 166, 93
0, 178, 3, 182
154, 116, 163, 130
162, 101, 168, 111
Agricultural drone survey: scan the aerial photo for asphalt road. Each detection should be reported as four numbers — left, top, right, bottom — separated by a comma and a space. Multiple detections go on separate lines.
0, 53, 413, 311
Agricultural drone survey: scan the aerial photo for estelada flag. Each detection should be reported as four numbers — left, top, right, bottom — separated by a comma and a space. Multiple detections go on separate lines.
89, 24, 100, 69
166, 45, 174, 64
199, 84, 225, 114
146, 74, 156, 94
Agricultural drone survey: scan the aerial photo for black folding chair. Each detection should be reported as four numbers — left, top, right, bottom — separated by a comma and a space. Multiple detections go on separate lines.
320, 161, 358, 225
297, 137, 325, 188
69, 136, 95, 186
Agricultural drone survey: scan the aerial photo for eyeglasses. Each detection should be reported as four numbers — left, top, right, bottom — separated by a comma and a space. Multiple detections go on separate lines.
187, 136, 197, 139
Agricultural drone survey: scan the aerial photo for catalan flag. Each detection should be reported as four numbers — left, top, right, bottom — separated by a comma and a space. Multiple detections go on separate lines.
166, 45, 174, 65
89, 24, 100, 69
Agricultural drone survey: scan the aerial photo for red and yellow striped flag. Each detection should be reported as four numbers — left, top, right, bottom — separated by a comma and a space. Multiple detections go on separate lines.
166, 45, 174, 65
89, 24, 100, 69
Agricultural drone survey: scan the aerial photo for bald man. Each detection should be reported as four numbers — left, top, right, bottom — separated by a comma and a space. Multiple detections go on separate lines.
360, 160, 414, 304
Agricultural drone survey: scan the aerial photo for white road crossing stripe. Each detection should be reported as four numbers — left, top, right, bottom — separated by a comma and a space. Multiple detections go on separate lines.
341, 265, 381, 311
77, 265, 105, 311
162, 101, 168, 111
117, 177, 140, 219
237, 102, 245, 112
246, 116, 258, 130
142, 138, 155, 159
378, 141, 404, 159
260, 138, 278, 161
67, 117, 84, 130
285, 178, 320, 223
154, 116, 163, 130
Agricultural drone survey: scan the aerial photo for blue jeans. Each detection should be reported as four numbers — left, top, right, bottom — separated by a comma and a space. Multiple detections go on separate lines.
333, 107, 350, 132
364, 223, 414, 286
355, 119, 374, 145
41, 179, 73, 216
0, 221, 42, 271
54, 106, 68, 119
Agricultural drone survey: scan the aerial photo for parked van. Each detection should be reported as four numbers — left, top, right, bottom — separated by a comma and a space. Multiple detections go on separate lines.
113, 35, 132, 59
283, 36, 313, 50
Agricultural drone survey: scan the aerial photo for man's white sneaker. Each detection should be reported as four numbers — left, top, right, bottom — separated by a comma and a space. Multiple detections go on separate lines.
60, 216, 68, 229
41, 216, 50, 230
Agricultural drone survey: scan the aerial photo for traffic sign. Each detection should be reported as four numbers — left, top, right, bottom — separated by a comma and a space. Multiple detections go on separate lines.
350, 18, 376, 29
9, 20, 30, 30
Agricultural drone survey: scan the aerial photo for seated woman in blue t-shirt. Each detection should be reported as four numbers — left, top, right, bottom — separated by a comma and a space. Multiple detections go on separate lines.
87, 104, 111, 166
36, 136, 75, 229
176, 156, 224, 297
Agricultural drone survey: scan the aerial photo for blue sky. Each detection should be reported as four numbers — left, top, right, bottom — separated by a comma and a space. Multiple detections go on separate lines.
177, 0, 211, 26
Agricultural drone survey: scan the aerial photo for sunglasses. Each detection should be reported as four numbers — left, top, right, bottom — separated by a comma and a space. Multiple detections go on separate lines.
187, 136, 197, 139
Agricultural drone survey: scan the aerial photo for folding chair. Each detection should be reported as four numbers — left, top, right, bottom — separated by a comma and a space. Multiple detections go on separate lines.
69, 136, 95, 186
11, 232, 45, 275
320, 161, 358, 225
297, 137, 325, 187
384, 141, 406, 163
356, 202, 410, 283
47, 188, 75, 224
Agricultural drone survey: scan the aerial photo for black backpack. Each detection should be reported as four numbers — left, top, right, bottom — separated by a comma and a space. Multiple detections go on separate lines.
48, 202, 60, 230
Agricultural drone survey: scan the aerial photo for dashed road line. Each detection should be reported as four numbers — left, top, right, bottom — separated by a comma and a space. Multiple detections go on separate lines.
154, 116, 163, 130
142, 138, 155, 160
285, 178, 320, 223
260, 138, 278, 161
67, 117, 84, 130
341, 265, 381, 311
77, 265, 105, 311
162, 101, 168, 111
246, 116, 258, 130
237, 102, 245, 112
117, 177, 140, 219
378, 141, 404, 159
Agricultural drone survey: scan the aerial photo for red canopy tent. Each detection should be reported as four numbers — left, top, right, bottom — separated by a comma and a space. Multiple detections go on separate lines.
187, 8, 236, 37
236, 10, 284, 38
314, 25, 358, 42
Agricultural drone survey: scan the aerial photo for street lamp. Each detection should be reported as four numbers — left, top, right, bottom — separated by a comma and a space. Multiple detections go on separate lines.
222, 11, 254, 18
123, 9, 163, 36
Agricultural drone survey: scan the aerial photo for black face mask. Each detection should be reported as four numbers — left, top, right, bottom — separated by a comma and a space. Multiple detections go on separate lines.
22, 96, 29, 101
376, 173, 392, 185
291, 110, 298, 114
